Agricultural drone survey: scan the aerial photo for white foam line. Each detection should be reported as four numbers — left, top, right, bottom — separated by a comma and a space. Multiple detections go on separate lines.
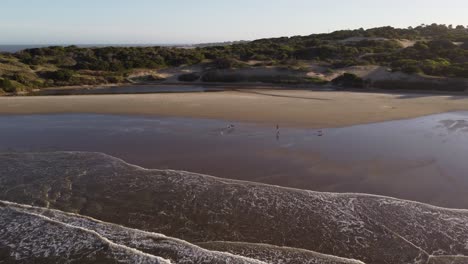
428, 254, 468, 259
200, 241, 367, 264
1, 200, 169, 238
3, 204, 172, 264
68, 150, 468, 214
5, 151, 468, 263
1, 200, 268, 264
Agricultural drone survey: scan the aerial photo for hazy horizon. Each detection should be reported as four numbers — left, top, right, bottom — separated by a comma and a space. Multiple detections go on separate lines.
1, 0, 467, 45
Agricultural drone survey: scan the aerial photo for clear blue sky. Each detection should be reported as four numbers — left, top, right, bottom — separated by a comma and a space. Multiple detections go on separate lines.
1, 0, 467, 44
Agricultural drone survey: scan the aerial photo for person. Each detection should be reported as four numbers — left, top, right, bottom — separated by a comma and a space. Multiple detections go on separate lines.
221, 124, 235, 135
276, 124, 280, 140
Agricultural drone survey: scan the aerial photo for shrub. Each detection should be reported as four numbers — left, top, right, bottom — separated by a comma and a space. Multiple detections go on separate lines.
420, 59, 450, 75
332, 59, 361, 68
461, 42, 468, 50
178, 73, 200, 82
401, 64, 422, 74
0, 78, 17, 93
332, 73, 365, 88
106, 76, 125, 83
428, 39, 457, 50
129, 75, 165, 82
201, 71, 245, 82
201, 70, 329, 84
51, 69, 74, 81
212, 58, 247, 69
391, 59, 422, 74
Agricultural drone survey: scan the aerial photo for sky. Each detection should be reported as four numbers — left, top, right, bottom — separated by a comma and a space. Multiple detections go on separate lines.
0, 0, 467, 45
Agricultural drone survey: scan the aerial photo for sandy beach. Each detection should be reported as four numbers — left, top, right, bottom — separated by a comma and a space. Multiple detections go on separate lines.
2, 89, 468, 127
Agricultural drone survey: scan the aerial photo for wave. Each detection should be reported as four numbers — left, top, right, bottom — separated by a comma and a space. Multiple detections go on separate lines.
0, 202, 170, 264
1, 151, 468, 263
1, 200, 362, 264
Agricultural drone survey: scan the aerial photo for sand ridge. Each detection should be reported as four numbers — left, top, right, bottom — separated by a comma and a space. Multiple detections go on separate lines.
2, 89, 468, 128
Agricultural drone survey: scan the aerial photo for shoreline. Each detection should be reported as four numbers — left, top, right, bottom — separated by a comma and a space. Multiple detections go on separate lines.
3, 80, 467, 97
2, 88, 468, 128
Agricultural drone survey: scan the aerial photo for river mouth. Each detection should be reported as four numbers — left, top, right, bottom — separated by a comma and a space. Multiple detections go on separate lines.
1, 112, 468, 209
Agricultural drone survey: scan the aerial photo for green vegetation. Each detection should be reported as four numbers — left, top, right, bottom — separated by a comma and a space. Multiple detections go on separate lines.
0, 23, 467, 92
332, 73, 366, 88
201, 70, 327, 84
0, 78, 16, 93
377, 40, 468, 77
178, 73, 201, 82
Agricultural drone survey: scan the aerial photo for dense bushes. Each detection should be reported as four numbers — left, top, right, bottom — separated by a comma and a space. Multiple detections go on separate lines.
178, 73, 201, 82
12, 25, 468, 78
391, 59, 422, 74
332, 73, 365, 88
201, 70, 328, 84
3, 23, 468, 89
211, 58, 246, 69
17, 46, 206, 72
39, 69, 75, 82
0, 78, 16, 93
201, 71, 245, 82
377, 38, 468, 77
51, 69, 74, 81
389, 56, 468, 77
462, 42, 468, 50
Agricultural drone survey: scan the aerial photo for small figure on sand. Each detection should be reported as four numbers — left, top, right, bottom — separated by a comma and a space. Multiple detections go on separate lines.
276, 124, 280, 141
221, 124, 235, 135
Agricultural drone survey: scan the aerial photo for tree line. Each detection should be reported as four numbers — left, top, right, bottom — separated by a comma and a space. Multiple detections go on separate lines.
1, 23, 467, 92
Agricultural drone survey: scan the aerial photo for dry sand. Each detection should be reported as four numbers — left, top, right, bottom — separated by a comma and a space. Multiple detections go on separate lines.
2, 89, 468, 127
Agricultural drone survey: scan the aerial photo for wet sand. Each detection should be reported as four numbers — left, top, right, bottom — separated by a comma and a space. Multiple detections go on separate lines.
2, 89, 468, 127
2, 113, 468, 209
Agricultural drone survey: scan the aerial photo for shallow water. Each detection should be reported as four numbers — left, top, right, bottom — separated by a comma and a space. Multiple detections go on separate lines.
1, 112, 468, 208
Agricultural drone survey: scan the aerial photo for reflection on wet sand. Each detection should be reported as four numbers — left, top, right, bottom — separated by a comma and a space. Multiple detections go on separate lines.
1, 112, 468, 208
437, 119, 468, 133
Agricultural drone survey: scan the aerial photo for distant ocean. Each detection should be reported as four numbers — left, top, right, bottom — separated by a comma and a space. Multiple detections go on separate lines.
0, 44, 181, 53
0, 45, 51, 53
